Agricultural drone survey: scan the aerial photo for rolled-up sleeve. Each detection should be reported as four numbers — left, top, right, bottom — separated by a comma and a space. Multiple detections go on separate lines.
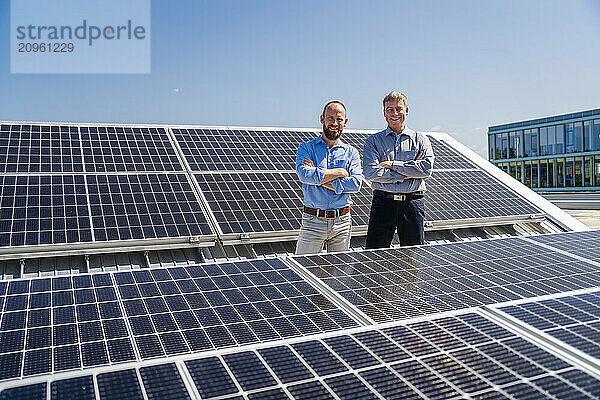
363, 135, 405, 184
391, 134, 435, 178
296, 142, 325, 185
331, 148, 363, 194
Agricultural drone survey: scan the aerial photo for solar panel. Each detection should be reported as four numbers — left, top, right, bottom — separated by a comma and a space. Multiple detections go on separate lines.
3, 311, 599, 399
0, 258, 359, 381
80, 126, 183, 172
294, 237, 600, 322
530, 230, 600, 262
0, 273, 136, 381
196, 172, 373, 236
428, 136, 478, 170
251, 130, 318, 171
0, 124, 83, 173
498, 290, 600, 360
87, 173, 213, 241
426, 170, 542, 220
0, 175, 92, 247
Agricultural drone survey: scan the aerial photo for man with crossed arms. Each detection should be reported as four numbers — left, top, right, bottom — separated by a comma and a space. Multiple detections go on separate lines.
295, 100, 363, 255
363, 91, 434, 248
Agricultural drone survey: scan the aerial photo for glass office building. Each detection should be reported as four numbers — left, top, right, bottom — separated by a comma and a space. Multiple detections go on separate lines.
488, 108, 600, 192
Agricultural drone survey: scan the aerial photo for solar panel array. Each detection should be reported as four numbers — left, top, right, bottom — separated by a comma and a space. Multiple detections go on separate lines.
497, 290, 600, 361
2, 231, 600, 398
80, 126, 183, 172
530, 230, 600, 262
4, 310, 600, 399
0, 122, 547, 250
0, 124, 216, 249
295, 236, 600, 322
196, 172, 372, 235
428, 136, 478, 170
426, 170, 541, 221
0, 257, 359, 382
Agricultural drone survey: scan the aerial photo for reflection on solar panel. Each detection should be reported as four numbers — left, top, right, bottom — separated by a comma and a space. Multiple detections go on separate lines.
426, 170, 541, 220
499, 290, 600, 360
530, 230, 600, 262
87, 174, 213, 241
4, 311, 600, 399
428, 137, 478, 170
80, 126, 182, 172
295, 237, 600, 322
0, 258, 358, 381
196, 172, 373, 235
0, 175, 92, 247
0, 124, 83, 173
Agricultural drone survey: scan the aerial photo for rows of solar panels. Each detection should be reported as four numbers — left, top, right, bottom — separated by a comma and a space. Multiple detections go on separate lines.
2, 230, 600, 399
0, 123, 544, 253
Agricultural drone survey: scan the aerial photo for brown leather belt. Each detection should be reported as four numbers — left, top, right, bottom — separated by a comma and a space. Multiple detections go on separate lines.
303, 206, 350, 219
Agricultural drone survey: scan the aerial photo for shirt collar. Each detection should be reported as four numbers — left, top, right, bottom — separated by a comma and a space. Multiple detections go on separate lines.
385, 126, 415, 139
316, 135, 346, 148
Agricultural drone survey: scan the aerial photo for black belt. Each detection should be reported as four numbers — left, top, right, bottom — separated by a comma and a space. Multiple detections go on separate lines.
373, 190, 424, 201
303, 206, 350, 219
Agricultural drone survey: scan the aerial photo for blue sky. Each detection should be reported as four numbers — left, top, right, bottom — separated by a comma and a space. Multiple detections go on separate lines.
1, 0, 599, 156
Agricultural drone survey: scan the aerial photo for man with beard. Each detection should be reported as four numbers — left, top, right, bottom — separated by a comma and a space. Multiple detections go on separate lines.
295, 100, 363, 255
363, 91, 434, 248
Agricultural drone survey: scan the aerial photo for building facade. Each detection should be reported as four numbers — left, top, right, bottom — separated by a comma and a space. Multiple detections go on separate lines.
488, 108, 600, 191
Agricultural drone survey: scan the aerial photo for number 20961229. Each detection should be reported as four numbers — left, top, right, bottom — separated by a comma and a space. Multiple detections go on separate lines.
18, 42, 74, 52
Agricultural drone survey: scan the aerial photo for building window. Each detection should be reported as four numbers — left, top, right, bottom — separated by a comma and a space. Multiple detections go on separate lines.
495, 133, 508, 159
524, 129, 538, 157
540, 159, 548, 187
555, 125, 565, 154
595, 155, 600, 187
539, 127, 548, 156
574, 156, 583, 187
556, 158, 564, 187
565, 157, 575, 186
574, 122, 584, 152
593, 119, 600, 151
488, 135, 495, 159
584, 121, 593, 152
584, 156, 593, 187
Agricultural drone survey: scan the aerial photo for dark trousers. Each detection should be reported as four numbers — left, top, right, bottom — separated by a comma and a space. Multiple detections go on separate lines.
365, 195, 425, 249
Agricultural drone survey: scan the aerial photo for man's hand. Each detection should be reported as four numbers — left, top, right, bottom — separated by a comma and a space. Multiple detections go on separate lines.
302, 159, 314, 167
322, 181, 335, 191
379, 161, 394, 169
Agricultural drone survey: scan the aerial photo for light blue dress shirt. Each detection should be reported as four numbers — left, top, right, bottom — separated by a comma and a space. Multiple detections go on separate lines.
296, 136, 363, 210
363, 127, 434, 193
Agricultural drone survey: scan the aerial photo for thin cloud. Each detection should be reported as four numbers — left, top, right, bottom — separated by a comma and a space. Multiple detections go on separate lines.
172, 88, 184, 93
429, 125, 442, 131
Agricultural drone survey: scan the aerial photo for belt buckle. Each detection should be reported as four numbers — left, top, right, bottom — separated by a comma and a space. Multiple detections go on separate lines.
393, 194, 406, 201
325, 209, 338, 219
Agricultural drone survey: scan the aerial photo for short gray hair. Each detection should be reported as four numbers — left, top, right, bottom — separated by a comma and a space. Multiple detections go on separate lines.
382, 91, 408, 108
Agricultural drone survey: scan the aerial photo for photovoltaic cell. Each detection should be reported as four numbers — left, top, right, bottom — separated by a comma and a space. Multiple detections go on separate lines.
498, 290, 600, 361
80, 126, 183, 172
425, 170, 541, 220
0, 175, 92, 247
87, 173, 213, 241
117, 258, 358, 358
295, 236, 600, 322
428, 137, 478, 170
4, 311, 600, 399
0, 125, 82, 173
530, 230, 600, 263
196, 172, 373, 235
173, 128, 281, 171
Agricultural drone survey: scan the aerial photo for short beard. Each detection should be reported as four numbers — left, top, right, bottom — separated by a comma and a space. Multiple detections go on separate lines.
323, 125, 343, 141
